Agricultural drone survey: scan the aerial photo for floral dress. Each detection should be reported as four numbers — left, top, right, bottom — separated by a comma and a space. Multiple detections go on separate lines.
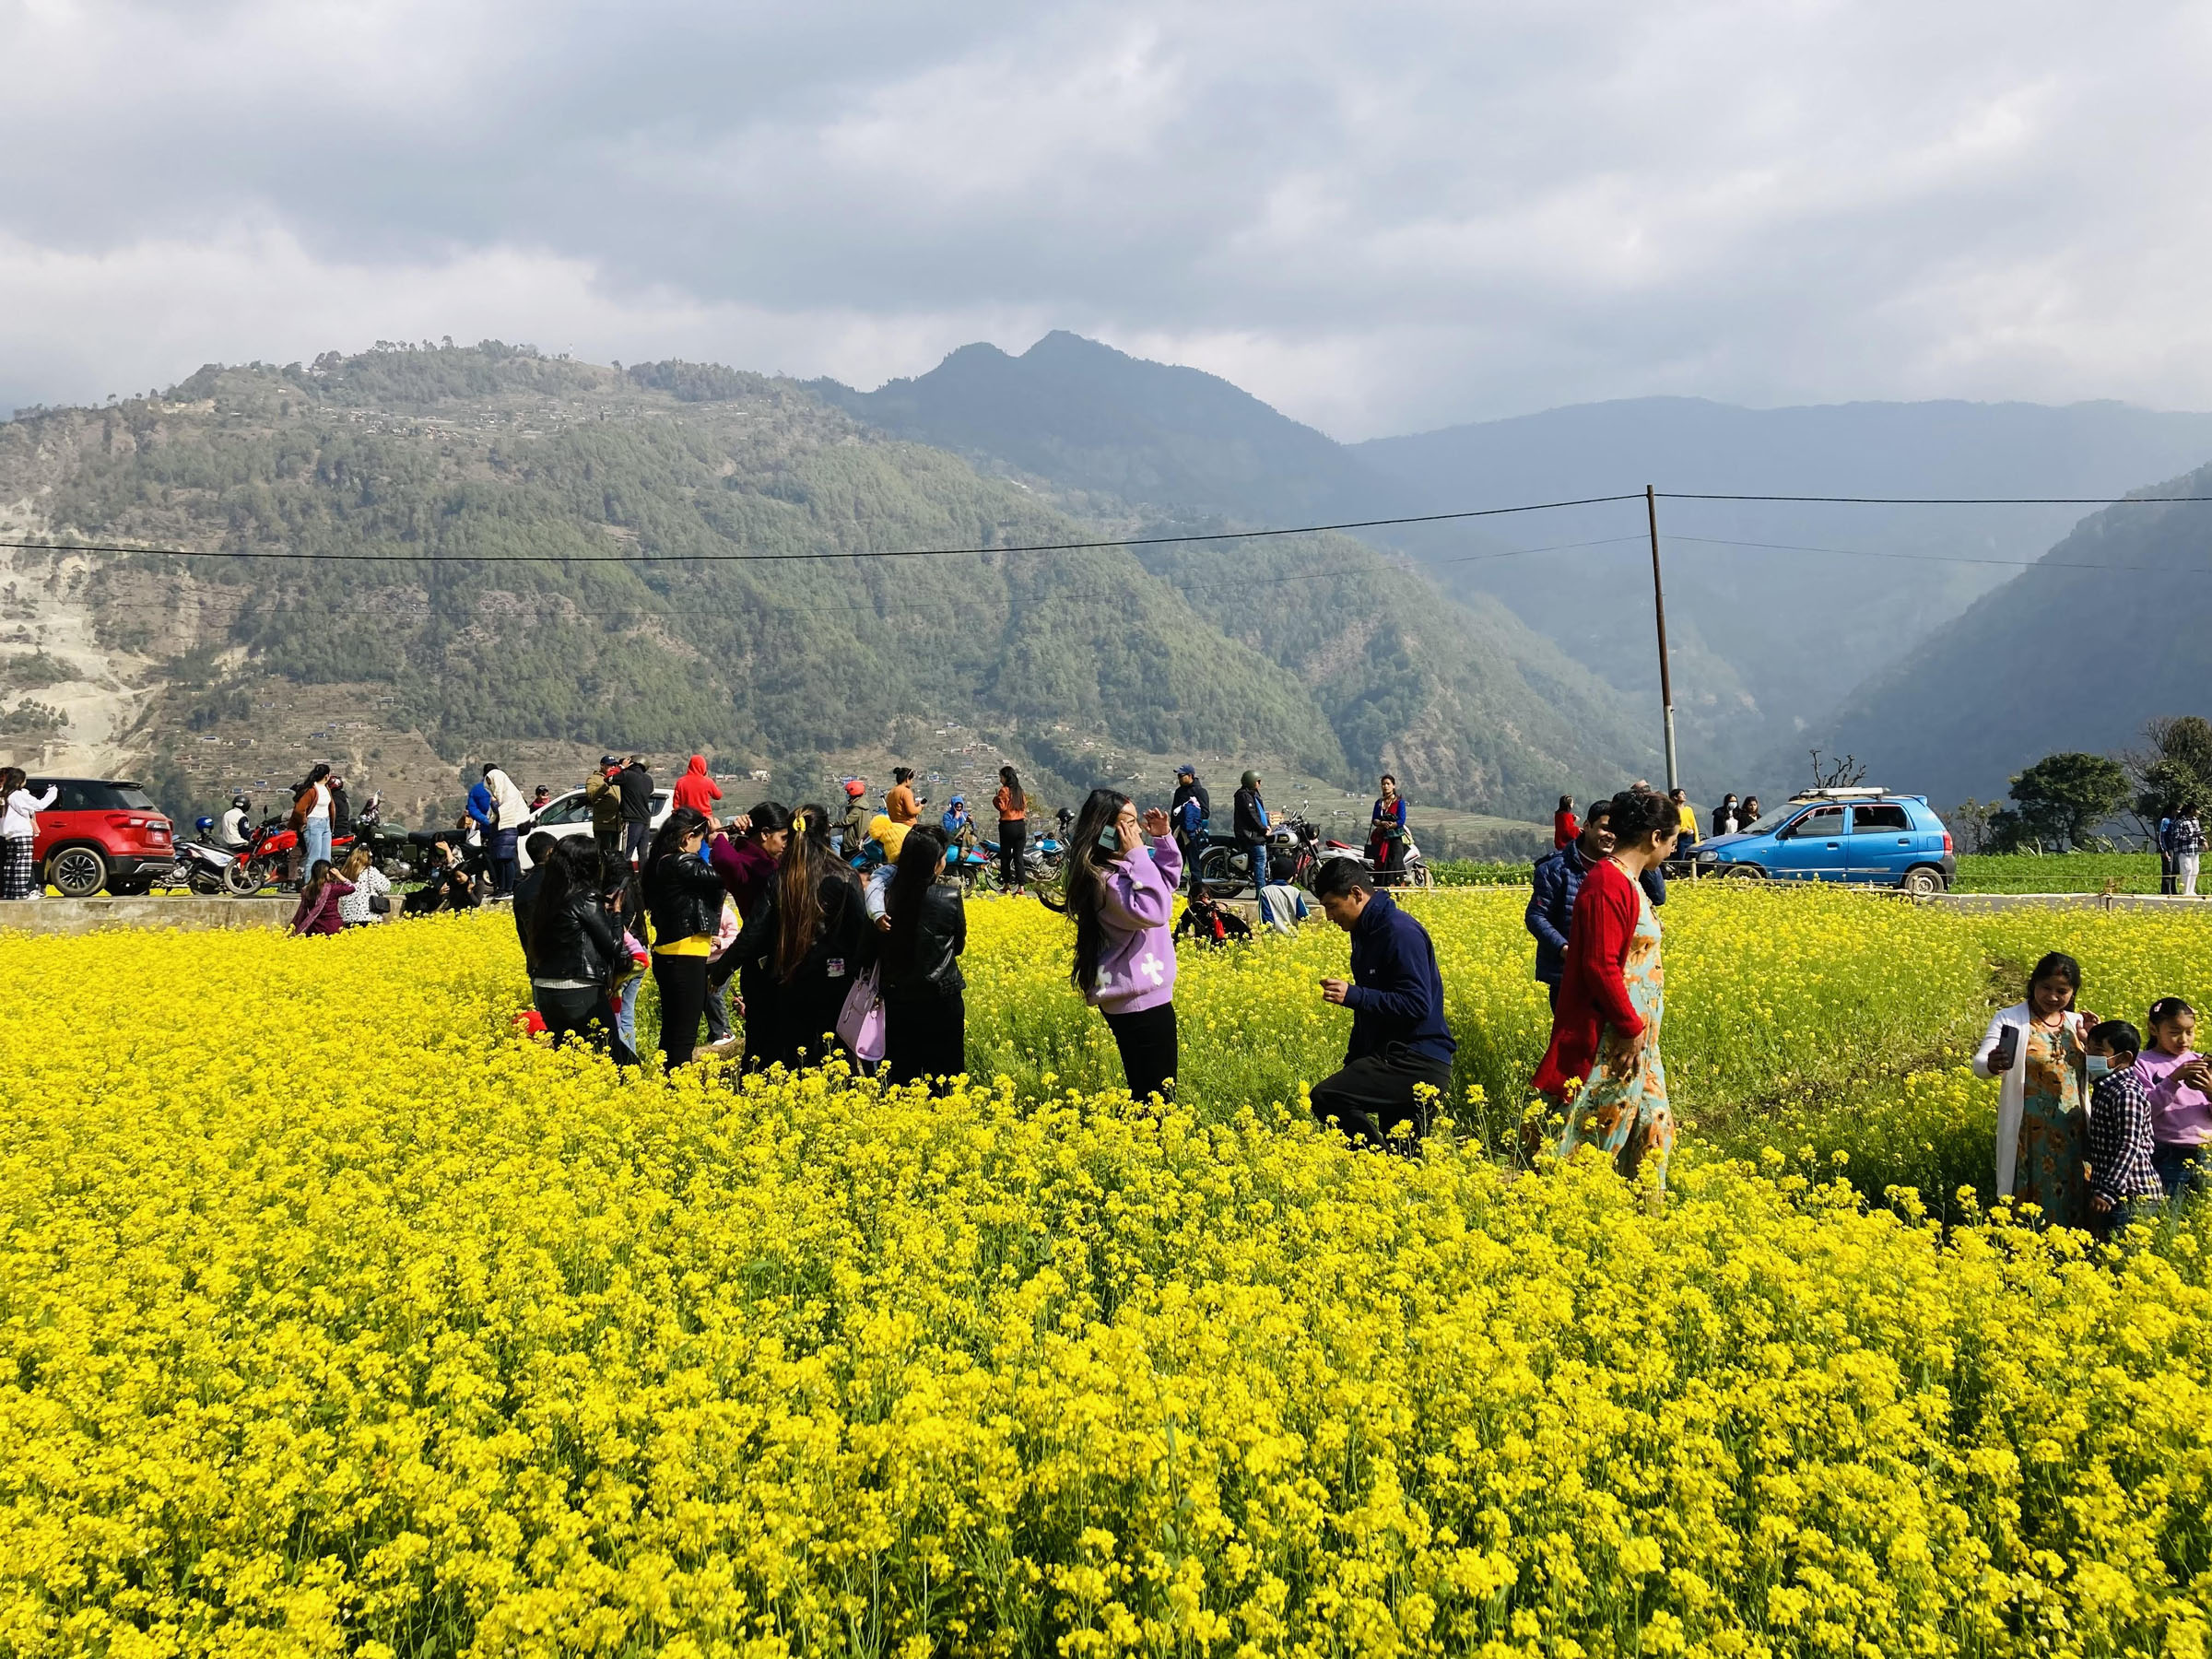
2016, 1021, 2088, 1226
1558, 884, 1672, 1191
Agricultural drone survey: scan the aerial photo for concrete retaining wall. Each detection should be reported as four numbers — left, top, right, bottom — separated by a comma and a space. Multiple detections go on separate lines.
0, 896, 295, 935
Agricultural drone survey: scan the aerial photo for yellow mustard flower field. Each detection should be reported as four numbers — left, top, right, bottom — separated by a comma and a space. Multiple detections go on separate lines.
2, 888, 2209, 1657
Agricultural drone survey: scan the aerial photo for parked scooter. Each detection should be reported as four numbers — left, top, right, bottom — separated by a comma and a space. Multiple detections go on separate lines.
176, 818, 244, 895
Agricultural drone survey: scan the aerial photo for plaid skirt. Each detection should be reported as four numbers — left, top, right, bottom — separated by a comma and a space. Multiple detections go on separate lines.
0, 836, 37, 900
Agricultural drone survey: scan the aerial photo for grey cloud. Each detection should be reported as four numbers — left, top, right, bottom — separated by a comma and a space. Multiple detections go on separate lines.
6, 0, 2212, 433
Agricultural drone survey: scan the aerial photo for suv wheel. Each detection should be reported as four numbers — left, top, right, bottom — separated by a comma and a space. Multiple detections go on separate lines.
1901, 865, 1947, 897
49, 845, 109, 899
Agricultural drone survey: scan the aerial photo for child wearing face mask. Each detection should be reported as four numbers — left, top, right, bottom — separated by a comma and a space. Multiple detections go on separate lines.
2085, 1020, 2162, 1239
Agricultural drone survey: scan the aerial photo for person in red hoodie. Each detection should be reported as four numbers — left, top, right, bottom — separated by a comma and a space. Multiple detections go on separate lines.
1534, 788, 1679, 1205
672, 755, 724, 816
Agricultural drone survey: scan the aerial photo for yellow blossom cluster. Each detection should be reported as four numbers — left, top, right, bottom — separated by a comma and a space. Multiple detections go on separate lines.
0, 891, 2207, 1656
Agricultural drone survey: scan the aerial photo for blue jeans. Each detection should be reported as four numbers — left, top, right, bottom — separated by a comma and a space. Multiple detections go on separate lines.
302, 818, 332, 873
2153, 1142, 2210, 1202
1244, 842, 1272, 924
1178, 833, 1207, 896
615, 971, 642, 1049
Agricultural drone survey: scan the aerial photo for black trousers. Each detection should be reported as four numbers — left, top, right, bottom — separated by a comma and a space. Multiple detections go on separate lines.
885, 986, 966, 1088
997, 818, 1026, 888
1102, 1002, 1178, 1102
651, 952, 711, 1067
2161, 852, 2178, 895
1310, 1042, 1455, 1147
625, 820, 653, 867
594, 826, 623, 860
533, 983, 635, 1065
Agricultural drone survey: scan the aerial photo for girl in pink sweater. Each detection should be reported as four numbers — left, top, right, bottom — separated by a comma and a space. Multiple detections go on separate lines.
1066, 788, 1182, 1102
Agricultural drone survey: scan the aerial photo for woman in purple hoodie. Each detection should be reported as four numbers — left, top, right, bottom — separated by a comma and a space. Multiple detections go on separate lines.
1066, 788, 1183, 1102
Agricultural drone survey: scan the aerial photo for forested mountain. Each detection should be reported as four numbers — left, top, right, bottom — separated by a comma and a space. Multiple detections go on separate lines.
1357, 398, 2212, 790
0, 342, 1654, 829
820, 333, 2212, 798
812, 331, 1389, 524
1807, 468, 2212, 800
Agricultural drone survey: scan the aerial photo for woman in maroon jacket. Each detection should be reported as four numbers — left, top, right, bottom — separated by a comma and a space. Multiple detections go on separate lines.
1534, 789, 1678, 1202
288, 859, 354, 936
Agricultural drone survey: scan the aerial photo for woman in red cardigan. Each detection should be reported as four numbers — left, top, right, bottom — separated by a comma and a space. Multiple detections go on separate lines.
1534, 788, 1678, 1205
1552, 794, 1579, 849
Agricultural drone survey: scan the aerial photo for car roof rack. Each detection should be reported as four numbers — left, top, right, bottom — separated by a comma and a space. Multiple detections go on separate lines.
1786, 786, 1890, 802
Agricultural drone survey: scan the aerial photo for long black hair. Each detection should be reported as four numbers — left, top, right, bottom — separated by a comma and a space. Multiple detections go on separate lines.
646, 806, 708, 873
1065, 787, 1131, 995
774, 823, 832, 981
998, 765, 1025, 813
793, 803, 849, 882
528, 838, 604, 961
885, 827, 947, 979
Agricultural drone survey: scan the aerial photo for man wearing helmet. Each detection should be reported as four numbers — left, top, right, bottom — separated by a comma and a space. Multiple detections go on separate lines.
218, 794, 253, 852
835, 779, 869, 859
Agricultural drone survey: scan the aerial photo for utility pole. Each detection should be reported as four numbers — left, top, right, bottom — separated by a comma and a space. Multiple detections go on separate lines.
1645, 485, 1679, 794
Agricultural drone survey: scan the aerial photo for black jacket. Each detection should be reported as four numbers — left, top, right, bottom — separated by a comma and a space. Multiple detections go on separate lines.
513, 865, 546, 963
644, 850, 725, 944
529, 888, 622, 984
882, 880, 966, 997
330, 782, 351, 832
735, 874, 870, 987
1233, 785, 1268, 845
617, 763, 655, 824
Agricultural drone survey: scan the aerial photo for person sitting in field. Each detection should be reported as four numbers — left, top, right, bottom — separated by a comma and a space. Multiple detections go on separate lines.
1308, 857, 1455, 1147
1174, 889, 1253, 947
404, 842, 480, 915
288, 858, 353, 937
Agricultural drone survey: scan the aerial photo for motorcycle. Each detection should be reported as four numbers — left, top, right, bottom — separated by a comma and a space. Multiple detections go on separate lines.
1197, 813, 1324, 899
176, 818, 246, 896
223, 816, 359, 896
1199, 813, 1433, 898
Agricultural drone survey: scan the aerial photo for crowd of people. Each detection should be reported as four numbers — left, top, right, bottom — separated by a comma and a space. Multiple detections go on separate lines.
255, 747, 2212, 1222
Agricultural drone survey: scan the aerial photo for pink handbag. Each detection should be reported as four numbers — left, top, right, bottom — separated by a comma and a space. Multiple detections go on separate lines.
836, 965, 886, 1065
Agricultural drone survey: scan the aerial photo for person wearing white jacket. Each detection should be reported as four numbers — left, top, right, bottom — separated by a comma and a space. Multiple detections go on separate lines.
0, 767, 56, 900
1972, 951, 2099, 1224
481, 764, 532, 898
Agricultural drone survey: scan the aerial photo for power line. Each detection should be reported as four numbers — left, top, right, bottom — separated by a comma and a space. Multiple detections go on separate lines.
1659, 491, 2212, 506
0, 492, 1643, 567
6, 488, 2210, 570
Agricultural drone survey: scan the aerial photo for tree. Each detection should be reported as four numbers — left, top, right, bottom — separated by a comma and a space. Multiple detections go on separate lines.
2128, 715, 2212, 824
1992, 751, 2129, 851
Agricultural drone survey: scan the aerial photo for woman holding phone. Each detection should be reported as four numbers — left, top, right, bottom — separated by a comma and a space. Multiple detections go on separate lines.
1974, 951, 2098, 1225
1065, 788, 1182, 1102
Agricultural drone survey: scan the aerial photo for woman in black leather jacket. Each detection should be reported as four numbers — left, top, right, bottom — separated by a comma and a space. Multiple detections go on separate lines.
525, 840, 631, 1061
732, 819, 868, 1073
880, 827, 967, 1088
642, 807, 728, 1068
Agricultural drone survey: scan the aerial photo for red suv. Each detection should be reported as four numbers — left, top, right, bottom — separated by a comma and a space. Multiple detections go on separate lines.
27, 778, 177, 897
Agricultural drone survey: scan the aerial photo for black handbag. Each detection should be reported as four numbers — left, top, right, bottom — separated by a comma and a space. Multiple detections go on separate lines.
369, 893, 393, 914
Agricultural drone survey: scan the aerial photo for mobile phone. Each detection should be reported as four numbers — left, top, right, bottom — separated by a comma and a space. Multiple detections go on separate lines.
1991, 1026, 2019, 1072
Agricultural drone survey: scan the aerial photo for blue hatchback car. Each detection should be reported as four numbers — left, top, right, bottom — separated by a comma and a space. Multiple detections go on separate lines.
1690, 788, 1955, 894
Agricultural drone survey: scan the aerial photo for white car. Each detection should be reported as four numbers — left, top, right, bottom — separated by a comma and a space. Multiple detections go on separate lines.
517, 786, 672, 870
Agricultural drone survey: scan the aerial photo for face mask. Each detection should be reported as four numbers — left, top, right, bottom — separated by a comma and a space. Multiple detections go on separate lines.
2087, 1055, 2112, 1077
1098, 826, 1122, 853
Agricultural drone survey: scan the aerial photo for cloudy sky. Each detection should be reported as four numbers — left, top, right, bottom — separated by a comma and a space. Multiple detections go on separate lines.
6, 0, 2212, 437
